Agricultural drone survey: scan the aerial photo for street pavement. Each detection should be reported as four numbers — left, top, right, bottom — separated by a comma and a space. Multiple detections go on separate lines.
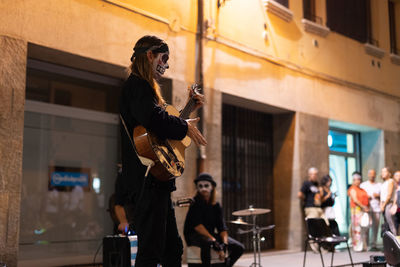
184, 249, 386, 267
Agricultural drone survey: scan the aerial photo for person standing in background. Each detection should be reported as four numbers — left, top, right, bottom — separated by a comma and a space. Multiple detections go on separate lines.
360, 169, 381, 251
392, 171, 400, 233
298, 167, 323, 219
319, 175, 340, 236
380, 167, 397, 236
348, 172, 370, 252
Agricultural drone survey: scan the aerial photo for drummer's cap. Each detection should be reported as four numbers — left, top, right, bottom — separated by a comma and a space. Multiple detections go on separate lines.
194, 173, 216, 187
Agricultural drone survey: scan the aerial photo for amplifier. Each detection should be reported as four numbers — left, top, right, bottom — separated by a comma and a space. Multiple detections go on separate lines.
362, 263, 386, 267
103, 235, 138, 267
362, 255, 387, 267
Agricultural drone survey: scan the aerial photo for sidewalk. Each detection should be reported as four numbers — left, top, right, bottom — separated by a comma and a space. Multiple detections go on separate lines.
184, 249, 385, 267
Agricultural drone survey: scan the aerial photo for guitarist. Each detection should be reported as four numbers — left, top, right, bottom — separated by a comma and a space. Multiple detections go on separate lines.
117, 35, 207, 267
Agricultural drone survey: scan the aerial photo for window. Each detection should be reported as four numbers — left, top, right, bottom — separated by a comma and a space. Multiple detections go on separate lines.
20, 59, 123, 264
326, 0, 370, 43
303, 0, 322, 24
274, 0, 288, 8
389, 0, 399, 54
328, 129, 361, 236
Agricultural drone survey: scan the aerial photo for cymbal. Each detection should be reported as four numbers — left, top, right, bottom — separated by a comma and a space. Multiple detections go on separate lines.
232, 207, 271, 216
229, 217, 253, 226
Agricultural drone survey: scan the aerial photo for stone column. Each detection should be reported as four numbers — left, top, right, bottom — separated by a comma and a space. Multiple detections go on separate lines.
384, 130, 400, 172
274, 112, 329, 250
0, 35, 27, 267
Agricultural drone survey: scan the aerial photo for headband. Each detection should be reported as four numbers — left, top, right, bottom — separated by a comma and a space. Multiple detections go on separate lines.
130, 43, 169, 62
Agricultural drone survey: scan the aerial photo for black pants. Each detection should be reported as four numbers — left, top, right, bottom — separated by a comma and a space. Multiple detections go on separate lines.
186, 233, 244, 267
131, 177, 183, 267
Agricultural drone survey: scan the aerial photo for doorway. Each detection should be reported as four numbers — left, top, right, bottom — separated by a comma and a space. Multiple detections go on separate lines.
328, 128, 361, 235
222, 103, 274, 251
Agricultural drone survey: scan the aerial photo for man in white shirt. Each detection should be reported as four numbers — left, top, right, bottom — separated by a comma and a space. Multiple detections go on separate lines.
360, 169, 381, 250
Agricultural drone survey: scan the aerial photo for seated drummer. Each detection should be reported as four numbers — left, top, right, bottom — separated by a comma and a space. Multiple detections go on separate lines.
184, 173, 244, 267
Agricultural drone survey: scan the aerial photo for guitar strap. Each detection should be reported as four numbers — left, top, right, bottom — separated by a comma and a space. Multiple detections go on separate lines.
119, 114, 154, 177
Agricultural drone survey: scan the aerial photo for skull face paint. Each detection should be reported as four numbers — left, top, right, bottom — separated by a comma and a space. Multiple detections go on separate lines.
196, 181, 213, 194
152, 51, 169, 79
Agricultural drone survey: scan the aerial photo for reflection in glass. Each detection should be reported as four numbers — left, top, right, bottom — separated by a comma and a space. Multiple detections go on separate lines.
329, 155, 348, 234
20, 110, 118, 261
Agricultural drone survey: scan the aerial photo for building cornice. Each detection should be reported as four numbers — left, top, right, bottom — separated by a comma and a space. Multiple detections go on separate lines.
262, 0, 293, 22
301, 19, 330, 37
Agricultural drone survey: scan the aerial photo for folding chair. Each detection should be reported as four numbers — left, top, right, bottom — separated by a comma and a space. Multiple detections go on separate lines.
383, 231, 400, 267
303, 218, 354, 267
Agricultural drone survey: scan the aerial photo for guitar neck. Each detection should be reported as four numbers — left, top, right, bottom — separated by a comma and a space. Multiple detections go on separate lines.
179, 98, 196, 119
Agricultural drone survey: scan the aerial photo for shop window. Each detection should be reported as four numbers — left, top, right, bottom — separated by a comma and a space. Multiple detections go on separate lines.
20, 59, 124, 264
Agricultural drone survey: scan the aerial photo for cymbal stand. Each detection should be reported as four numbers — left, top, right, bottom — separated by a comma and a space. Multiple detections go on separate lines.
238, 220, 275, 267
252, 214, 261, 267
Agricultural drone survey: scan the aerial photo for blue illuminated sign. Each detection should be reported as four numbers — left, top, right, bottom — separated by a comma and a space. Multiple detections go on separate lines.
50, 172, 89, 187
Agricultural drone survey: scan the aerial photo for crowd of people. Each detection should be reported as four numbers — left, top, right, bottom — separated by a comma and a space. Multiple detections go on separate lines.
298, 166, 400, 252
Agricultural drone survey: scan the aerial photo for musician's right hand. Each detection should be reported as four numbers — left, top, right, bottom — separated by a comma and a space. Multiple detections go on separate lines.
118, 222, 129, 234
186, 117, 207, 146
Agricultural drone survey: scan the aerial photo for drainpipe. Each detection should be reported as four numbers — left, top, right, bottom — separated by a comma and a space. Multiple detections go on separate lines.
196, 0, 206, 174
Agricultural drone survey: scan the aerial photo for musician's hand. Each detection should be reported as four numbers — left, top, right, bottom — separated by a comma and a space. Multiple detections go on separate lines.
188, 87, 204, 112
186, 117, 207, 146
218, 250, 225, 261
118, 222, 129, 234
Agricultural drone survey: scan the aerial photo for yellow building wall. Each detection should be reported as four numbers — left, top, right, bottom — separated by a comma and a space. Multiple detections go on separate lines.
204, 0, 399, 96
202, 0, 400, 132
0, 0, 198, 84
1, 0, 398, 132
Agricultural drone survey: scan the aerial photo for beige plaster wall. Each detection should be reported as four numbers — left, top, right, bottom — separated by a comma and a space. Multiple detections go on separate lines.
0, 0, 197, 85
206, 0, 400, 97
204, 41, 400, 133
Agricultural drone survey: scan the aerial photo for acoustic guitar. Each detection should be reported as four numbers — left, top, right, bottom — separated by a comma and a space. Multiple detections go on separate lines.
133, 84, 201, 181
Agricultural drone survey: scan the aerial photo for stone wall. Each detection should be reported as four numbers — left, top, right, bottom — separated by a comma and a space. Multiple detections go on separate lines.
287, 112, 329, 249
0, 35, 27, 267
384, 130, 400, 172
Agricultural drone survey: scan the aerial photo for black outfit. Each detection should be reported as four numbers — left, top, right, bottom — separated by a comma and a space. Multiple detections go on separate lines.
116, 74, 188, 267
394, 190, 400, 232
321, 189, 340, 236
184, 195, 244, 267
300, 181, 319, 208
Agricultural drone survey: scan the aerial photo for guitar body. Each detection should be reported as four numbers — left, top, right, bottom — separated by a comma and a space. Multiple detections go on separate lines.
133, 105, 191, 181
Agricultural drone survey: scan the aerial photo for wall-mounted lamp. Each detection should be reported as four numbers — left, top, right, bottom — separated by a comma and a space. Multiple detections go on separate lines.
217, 0, 230, 8
263, 23, 268, 41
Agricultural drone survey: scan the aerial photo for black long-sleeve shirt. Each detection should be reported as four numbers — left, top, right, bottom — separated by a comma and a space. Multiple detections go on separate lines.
115, 74, 188, 206
184, 195, 228, 245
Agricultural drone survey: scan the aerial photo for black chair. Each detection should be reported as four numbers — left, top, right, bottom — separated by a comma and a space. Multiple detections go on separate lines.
383, 231, 400, 267
303, 218, 354, 267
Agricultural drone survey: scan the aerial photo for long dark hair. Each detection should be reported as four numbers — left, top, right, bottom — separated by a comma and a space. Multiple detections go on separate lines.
321, 175, 332, 186
128, 35, 168, 105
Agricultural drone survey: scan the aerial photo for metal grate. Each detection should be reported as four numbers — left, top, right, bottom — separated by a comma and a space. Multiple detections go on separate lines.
222, 104, 274, 251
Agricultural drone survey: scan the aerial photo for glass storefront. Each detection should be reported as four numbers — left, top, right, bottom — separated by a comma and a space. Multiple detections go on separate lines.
19, 59, 122, 263
328, 129, 360, 235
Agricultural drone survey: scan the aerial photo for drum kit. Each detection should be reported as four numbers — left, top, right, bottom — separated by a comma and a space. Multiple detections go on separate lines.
229, 205, 275, 267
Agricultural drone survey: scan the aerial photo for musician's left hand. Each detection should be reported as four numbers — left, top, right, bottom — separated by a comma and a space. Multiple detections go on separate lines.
188, 87, 204, 111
